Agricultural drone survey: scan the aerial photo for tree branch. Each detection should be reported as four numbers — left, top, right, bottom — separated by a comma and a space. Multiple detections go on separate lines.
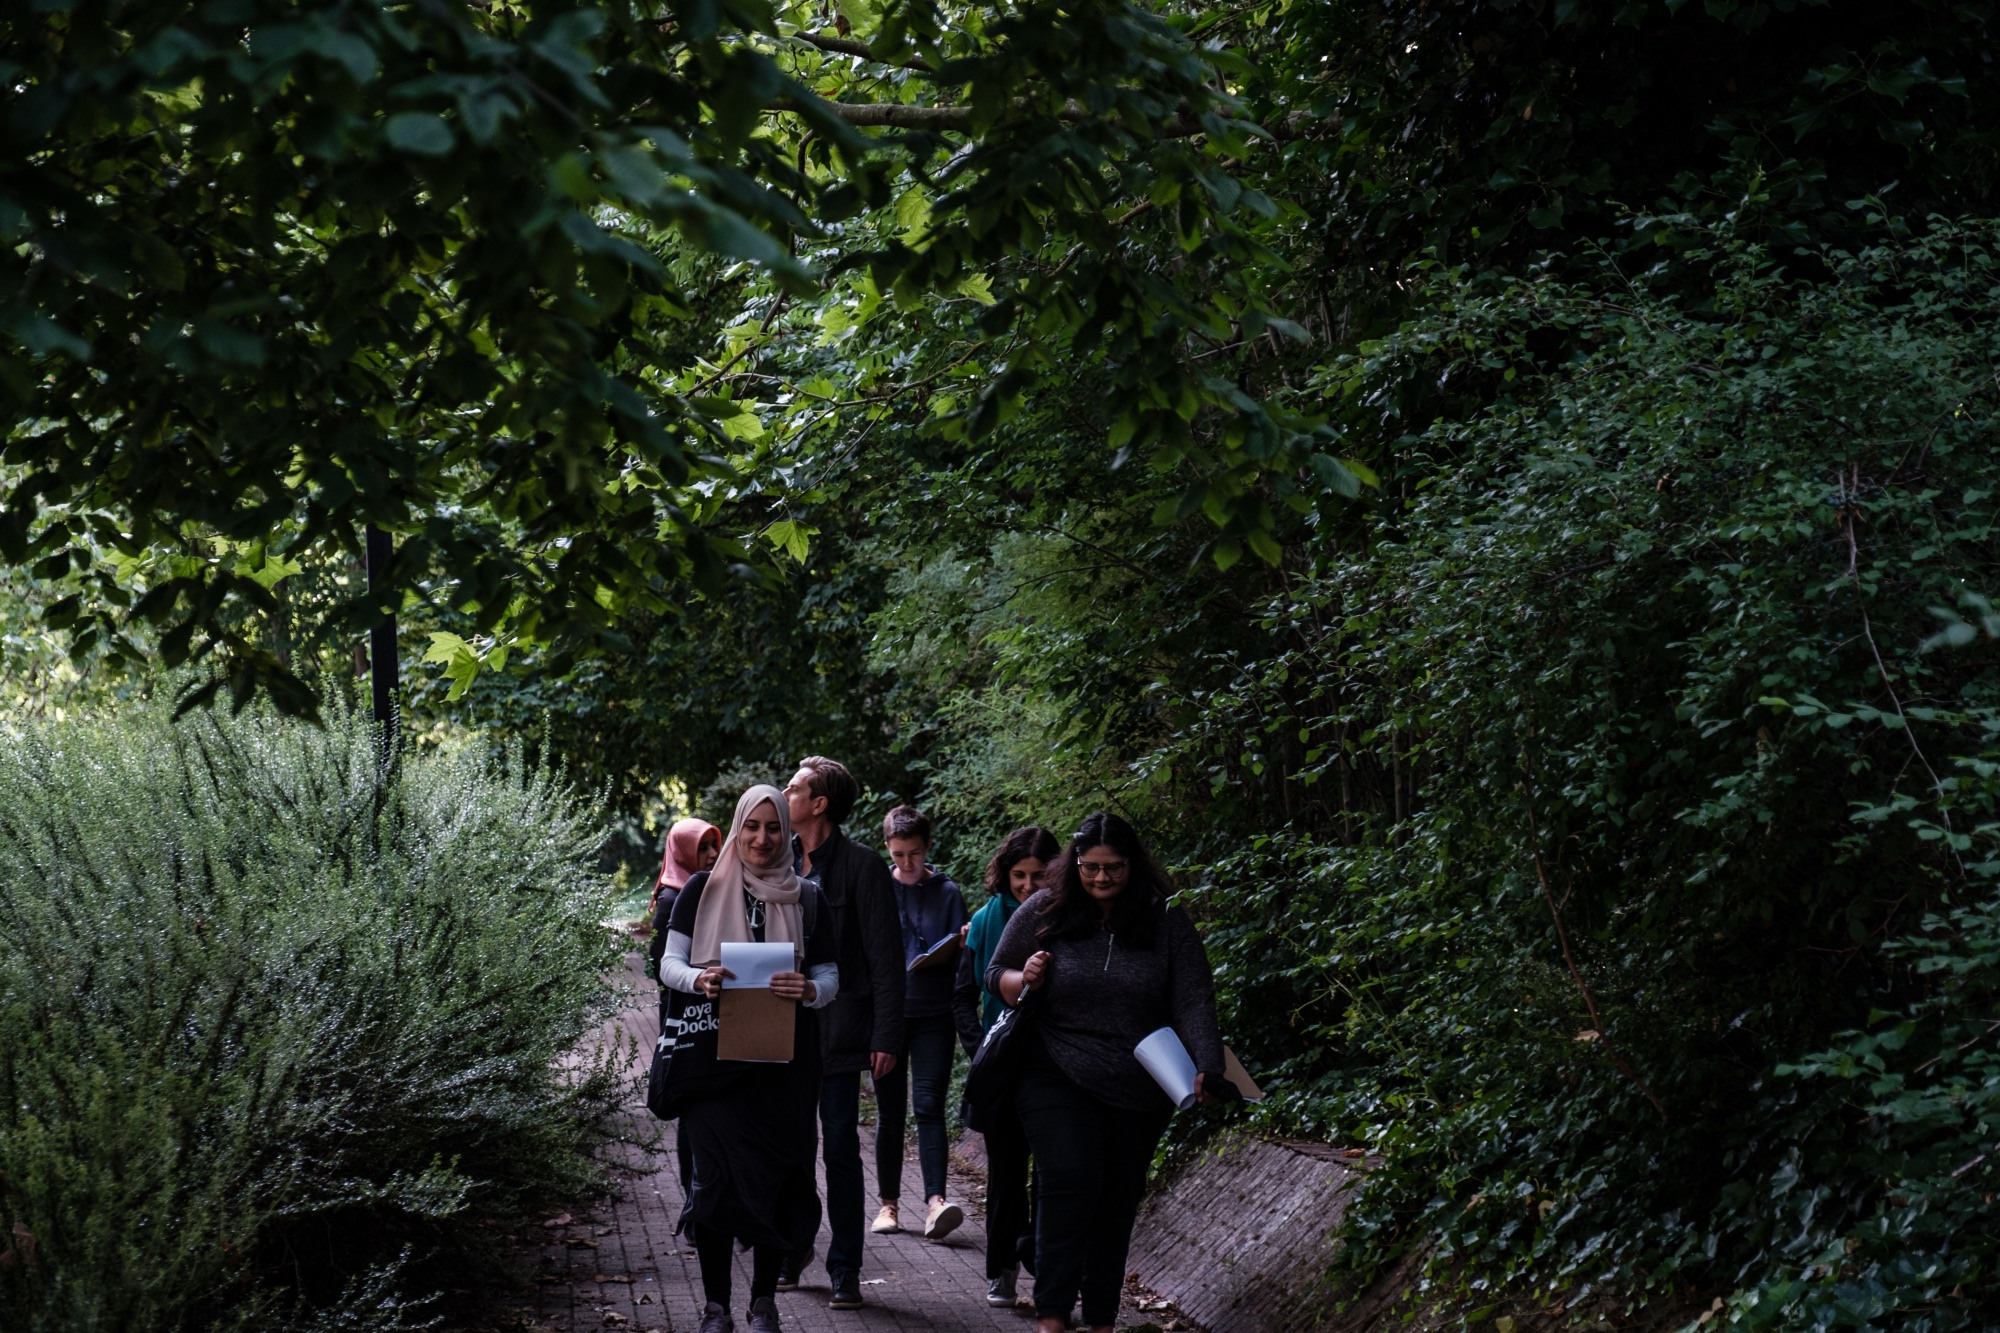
1840, 461, 1963, 869
825, 102, 978, 131
1522, 769, 1670, 1124
810, 100, 1322, 140
793, 32, 937, 75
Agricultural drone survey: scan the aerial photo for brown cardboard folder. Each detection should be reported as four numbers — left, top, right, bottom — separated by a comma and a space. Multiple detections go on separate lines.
718, 987, 795, 1063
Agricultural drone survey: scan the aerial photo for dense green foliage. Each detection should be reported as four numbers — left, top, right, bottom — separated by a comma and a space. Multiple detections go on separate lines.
1, 0, 1286, 712
11, 0, 2000, 1327
0, 700, 622, 1330
1182, 223, 2000, 1326
480, 0, 2000, 1318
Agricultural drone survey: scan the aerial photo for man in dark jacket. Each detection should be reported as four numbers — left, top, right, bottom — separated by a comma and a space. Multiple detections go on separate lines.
780, 755, 905, 1311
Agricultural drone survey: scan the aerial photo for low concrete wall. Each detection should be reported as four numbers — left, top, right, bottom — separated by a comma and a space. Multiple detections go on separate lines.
1126, 1135, 1363, 1333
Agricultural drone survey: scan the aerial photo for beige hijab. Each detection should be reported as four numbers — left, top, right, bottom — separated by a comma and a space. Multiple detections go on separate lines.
688, 784, 805, 969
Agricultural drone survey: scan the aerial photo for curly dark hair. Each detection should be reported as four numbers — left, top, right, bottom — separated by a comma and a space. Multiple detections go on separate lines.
1034, 811, 1171, 947
983, 825, 1060, 900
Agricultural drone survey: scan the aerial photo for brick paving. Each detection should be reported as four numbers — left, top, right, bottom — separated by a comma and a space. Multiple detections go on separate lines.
502, 958, 1161, 1333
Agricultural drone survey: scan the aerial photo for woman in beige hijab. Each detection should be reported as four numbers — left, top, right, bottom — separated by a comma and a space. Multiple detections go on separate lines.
659, 785, 837, 1333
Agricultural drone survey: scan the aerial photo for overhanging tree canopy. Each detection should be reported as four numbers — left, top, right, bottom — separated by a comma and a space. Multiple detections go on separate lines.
1, 0, 1308, 713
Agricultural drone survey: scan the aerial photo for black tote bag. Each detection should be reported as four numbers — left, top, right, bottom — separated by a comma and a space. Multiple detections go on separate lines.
645, 987, 732, 1120
962, 986, 1040, 1128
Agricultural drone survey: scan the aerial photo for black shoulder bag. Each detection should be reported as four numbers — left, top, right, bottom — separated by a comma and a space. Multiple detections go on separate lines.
962, 981, 1040, 1131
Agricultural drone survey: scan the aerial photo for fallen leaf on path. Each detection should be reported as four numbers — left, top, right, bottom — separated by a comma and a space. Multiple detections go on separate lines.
593, 1274, 634, 1283
566, 1238, 599, 1249
542, 1213, 573, 1228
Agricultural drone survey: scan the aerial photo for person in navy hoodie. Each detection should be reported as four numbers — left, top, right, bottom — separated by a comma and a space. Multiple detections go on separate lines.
873, 804, 970, 1243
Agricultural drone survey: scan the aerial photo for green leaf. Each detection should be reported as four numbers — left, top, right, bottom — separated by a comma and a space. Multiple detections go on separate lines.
764, 519, 813, 564
895, 188, 932, 243
313, 29, 380, 83
422, 632, 481, 701
247, 553, 304, 590
956, 273, 997, 306
717, 406, 765, 441
385, 112, 454, 156
1309, 453, 1362, 498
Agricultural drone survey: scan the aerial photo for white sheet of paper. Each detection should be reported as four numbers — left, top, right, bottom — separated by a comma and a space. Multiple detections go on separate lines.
719, 941, 795, 990
1134, 1026, 1199, 1110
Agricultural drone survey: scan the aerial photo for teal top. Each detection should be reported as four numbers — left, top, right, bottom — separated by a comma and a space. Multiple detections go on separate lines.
964, 891, 1021, 1031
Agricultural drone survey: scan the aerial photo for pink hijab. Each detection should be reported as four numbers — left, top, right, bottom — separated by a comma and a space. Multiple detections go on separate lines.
658, 817, 721, 891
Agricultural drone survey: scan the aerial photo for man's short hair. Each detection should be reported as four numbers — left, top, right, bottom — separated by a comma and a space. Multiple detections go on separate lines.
797, 755, 860, 826
882, 804, 932, 845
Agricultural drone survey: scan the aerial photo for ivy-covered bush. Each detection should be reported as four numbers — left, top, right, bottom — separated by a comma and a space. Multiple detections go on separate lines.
1183, 221, 2000, 1328
0, 700, 622, 1331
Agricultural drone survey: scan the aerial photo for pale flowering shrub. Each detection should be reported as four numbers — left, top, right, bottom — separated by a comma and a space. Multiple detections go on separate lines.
0, 699, 623, 1331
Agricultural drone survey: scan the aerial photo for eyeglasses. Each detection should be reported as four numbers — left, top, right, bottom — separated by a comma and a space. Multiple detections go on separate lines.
1077, 860, 1129, 879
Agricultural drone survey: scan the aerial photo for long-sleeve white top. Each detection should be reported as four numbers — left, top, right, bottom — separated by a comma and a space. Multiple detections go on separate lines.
660, 929, 838, 1009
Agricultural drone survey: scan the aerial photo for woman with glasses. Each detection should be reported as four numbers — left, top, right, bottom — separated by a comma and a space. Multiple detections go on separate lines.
985, 811, 1227, 1333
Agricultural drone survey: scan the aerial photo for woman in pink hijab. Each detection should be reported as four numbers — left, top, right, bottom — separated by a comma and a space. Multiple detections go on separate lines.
657, 819, 722, 911
648, 818, 720, 980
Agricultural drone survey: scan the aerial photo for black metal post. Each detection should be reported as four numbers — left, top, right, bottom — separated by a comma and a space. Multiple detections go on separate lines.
365, 524, 399, 754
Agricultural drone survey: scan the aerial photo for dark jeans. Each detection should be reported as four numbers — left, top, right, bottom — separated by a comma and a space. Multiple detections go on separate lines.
875, 1011, 956, 1202
810, 1071, 866, 1277
983, 1096, 1034, 1278
1014, 1061, 1171, 1327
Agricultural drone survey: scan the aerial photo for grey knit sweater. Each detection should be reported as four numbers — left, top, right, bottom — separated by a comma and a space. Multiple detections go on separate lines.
985, 890, 1227, 1111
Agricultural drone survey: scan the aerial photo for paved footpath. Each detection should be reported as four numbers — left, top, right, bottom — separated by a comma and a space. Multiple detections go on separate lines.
505, 960, 1162, 1333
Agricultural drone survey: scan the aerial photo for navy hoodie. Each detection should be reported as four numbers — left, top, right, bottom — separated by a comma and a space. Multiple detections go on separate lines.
893, 867, 969, 1019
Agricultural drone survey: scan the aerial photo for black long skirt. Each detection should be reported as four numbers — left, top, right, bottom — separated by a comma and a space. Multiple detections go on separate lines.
676, 1032, 823, 1253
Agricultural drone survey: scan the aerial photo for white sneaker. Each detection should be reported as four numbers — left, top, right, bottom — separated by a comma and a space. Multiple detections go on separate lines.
871, 1200, 901, 1234
922, 1197, 965, 1241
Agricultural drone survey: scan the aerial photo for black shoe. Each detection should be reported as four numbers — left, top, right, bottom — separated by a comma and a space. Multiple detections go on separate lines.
827, 1270, 863, 1310
773, 1244, 811, 1292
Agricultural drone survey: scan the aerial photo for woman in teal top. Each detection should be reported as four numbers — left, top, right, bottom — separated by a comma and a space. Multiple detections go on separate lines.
951, 825, 1059, 1308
